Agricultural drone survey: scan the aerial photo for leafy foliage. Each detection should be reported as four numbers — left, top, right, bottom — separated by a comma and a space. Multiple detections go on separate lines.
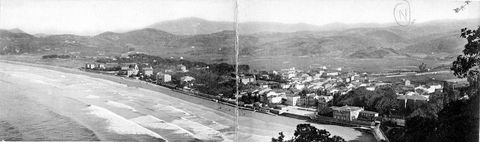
404, 94, 479, 142
451, 27, 480, 79
381, 121, 405, 142
189, 70, 236, 98
404, 116, 437, 142
333, 87, 401, 115
401, 26, 480, 142
272, 124, 346, 142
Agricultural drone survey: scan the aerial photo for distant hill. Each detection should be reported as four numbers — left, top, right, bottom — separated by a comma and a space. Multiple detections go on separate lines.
0, 30, 37, 54
147, 17, 234, 35
147, 17, 403, 35
1, 18, 478, 70
7, 28, 26, 34
147, 17, 325, 35
239, 22, 322, 34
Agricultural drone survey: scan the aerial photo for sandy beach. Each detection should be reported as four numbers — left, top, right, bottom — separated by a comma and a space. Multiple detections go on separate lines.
0, 60, 375, 142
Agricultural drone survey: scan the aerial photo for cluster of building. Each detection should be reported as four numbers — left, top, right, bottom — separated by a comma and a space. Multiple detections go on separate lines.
235, 67, 385, 122
117, 63, 153, 77
85, 62, 117, 70
396, 78, 470, 111
85, 62, 195, 85
240, 67, 370, 103
86, 60, 470, 124
237, 66, 470, 123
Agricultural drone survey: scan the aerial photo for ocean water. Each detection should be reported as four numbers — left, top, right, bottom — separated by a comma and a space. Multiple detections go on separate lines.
0, 84, 99, 141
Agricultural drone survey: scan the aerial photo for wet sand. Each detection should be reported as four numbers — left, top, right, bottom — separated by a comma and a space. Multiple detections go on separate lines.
0, 60, 375, 142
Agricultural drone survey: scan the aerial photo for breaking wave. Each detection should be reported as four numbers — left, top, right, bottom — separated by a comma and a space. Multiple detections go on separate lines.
84, 105, 166, 141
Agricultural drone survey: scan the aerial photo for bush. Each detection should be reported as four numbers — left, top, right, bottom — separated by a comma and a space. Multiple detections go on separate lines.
272, 123, 346, 142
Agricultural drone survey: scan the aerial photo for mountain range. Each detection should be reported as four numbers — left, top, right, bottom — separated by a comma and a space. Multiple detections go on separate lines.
147, 17, 394, 35
1, 17, 478, 70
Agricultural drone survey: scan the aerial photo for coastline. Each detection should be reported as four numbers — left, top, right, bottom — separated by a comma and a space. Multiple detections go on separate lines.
0, 59, 376, 142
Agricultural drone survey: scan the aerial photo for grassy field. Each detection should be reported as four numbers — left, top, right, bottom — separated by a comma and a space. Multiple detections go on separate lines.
374, 72, 458, 84
240, 55, 454, 73
2, 54, 455, 71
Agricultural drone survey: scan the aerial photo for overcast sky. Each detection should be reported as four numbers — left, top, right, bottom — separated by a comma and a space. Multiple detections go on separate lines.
0, 0, 478, 35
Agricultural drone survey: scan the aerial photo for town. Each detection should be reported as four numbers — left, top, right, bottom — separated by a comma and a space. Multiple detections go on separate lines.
83, 52, 470, 142
1, 0, 478, 141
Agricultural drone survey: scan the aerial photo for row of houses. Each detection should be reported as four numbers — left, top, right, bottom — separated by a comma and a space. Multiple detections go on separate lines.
86, 62, 201, 89
236, 67, 387, 124
86, 62, 192, 78
331, 105, 379, 121
396, 78, 470, 110
117, 63, 153, 77
85, 63, 118, 70
236, 67, 381, 114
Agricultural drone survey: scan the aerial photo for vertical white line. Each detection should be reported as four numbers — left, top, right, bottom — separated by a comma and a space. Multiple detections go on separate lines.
234, 0, 240, 141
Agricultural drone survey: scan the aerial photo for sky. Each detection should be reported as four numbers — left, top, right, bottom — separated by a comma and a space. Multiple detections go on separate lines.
0, 0, 478, 35
239, 0, 479, 25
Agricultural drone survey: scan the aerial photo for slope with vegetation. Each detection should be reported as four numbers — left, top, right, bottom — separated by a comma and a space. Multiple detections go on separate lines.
384, 26, 480, 142
0, 18, 477, 72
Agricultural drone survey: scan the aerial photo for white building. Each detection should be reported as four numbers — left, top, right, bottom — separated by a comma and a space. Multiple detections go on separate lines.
181, 76, 195, 82
366, 86, 376, 91
156, 73, 172, 83
177, 64, 188, 72
326, 72, 339, 76
163, 74, 171, 82
286, 95, 301, 106
295, 84, 305, 90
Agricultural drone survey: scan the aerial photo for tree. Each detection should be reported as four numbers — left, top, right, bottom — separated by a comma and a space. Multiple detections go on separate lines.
272, 132, 285, 142
432, 27, 480, 141
272, 124, 346, 142
418, 62, 428, 73
334, 87, 400, 115
452, 27, 479, 77
404, 116, 437, 142
403, 26, 480, 142
210, 63, 235, 75
451, 27, 480, 96
434, 94, 479, 142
